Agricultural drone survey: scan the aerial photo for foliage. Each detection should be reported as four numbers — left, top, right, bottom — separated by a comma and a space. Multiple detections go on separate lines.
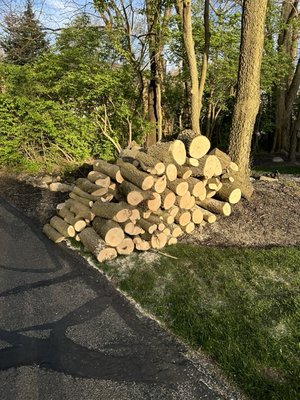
0, 0, 48, 65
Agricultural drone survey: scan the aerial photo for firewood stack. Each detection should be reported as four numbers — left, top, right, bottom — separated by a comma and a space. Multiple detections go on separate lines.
43, 129, 253, 262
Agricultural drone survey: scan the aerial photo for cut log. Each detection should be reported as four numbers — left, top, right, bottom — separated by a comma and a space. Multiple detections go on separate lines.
93, 217, 125, 247
100, 192, 114, 203
49, 216, 76, 237
185, 222, 195, 234
116, 159, 154, 190
209, 148, 231, 170
146, 214, 165, 231
160, 189, 176, 210
167, 178, 189, 196
133, 237, 151, 251
176, 165, 192, 179
174, 210, 191, 227
69, 192, 93, 208
153, 175, 167, 193
118, 181, 150, 206
58, 207, 87, 232
178, 129, 210, 158
94, 160, 124, 183
65, 199, 95, 221
206, 189, 217, 198
120, 221, 145, 235
169, 224, 184, 237
221, 173, 235, 183
216, 183, 242, 204
137, 218, 157, 234
165, 164, 178, 181
190, 155, 222, 179
197, 198, 231, 216
175, 192, 192, 209
168, 237, 178, 245
78, 227, 117, 262
187, 157, 199, 167
186, 177, 206, 199
153, 210, 174, 224
168, 206, 179, 218
207, 177, 222, 191
226, 171, 254, 200
163, 228, 171, 236
88, 171, 110, 187
76, 178, 103, 195
43, 224, 65, 243
148, 140, 186, 165
228, 161, 239, 172
92, 201, 131, 223
140, 192, 161, 212
120, 148, 165, 175
197, 206, 217, 223
187, 195, 196, 209
72, 186, 101, 201
116, 238, 134, 255
145, 232, 168, 249
191, 207, 203, 224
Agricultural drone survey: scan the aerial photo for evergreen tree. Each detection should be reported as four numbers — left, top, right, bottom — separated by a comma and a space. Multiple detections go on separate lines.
0, 0, 48, 65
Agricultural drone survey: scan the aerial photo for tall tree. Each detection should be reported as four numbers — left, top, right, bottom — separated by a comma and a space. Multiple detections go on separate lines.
0, 0, 48, 65
228, 0, 268, 177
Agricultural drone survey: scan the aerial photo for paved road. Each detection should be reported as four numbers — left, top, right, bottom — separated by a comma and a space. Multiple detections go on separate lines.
0, 196, 229, 400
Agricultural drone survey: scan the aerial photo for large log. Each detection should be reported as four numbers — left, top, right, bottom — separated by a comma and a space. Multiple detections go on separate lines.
147, 140, 186, 165
94, 160, 124, 183
190, 206, 203, 224
169, 224, 183, 238
43, 224, 65, 243
78, 227, 117, 262
93, 217, 125, 247
49, 216, 76, 237
140, 192, 161, 212
116, 238, 134, 255
197, 206, 217, 223
92, 201, 131, 223
116, 159, 154, 190
178, 129, 211, 158
223, 171, 254, 200
190, 155, 222, 179
185, 222, 195, 234
174, 210, 191, 227
209, 148, 231, 170
186, 177, 206, 200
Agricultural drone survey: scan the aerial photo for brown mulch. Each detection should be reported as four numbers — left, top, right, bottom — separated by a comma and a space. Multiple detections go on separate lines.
0, 172, 299, 248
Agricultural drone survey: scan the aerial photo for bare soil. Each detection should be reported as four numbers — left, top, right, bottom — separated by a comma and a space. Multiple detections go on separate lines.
0, 171, 299, 248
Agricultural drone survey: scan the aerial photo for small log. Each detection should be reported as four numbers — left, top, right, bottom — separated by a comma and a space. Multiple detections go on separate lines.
163, 227, 171, 236
137, 218, 157, 234
49, 216, 76, 237
226, 171, 254, 200
91, 201, 131, 223
216, 183, 242, 204
178, 129, 210, 158
175, 192, 192, 209
167, 178, 189, 196
206, 189, 217, 198
58, 207, 86, 232
191, 207, 203, 224
43, 224, 65, 243
140, 192, 161, 212
118, 181, 150, 206
146, 214, 165, 231
116, 237, 134, 255
165, 163, 178, 181
207, 177, 222, 191
186, 177, 206, 200
153, 210, 174, 224
133, 236, 151, 251
76, 178, 103, 195
120, 221, 144, 235
120, 148, 165, 175
148, 140, 186, 165
228, 161, 239, 172
72, 186, 101, 201
176, 165, 192, 179
93, 217, 125, 247
197, 206, 217, 223
168, 237, 178, 245
88, 171, 110, 187
116, 159, 154, 190
65, 199, 95, 221
78, 227, 117, 262
143, 232, 167, 249
94, 160, 123, 183
153, 175, 167, 193
187, 157, 199, 167
169, 224, 183, 237
197, 198, 231, 216
160, 189, 176, 210
69, 192, 93, 208
185, 222, 195, 234
187, 195, 196, 209
168, 206, 179, 218
174, 210, 191, 227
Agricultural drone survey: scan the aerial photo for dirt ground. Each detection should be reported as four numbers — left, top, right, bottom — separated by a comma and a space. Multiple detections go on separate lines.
0, 171, 299, 248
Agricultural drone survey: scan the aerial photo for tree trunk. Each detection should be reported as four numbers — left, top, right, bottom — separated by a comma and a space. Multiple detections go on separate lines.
228, 0, 268, 177
198, 0, 210, 118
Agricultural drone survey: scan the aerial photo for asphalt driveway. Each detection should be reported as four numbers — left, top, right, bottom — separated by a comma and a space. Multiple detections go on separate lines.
0, 195, 230, 399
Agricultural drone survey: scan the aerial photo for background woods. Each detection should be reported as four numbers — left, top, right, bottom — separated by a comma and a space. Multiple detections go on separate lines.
0, 0, 299, 172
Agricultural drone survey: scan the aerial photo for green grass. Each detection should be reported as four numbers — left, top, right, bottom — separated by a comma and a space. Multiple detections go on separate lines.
98, 245, 300, 400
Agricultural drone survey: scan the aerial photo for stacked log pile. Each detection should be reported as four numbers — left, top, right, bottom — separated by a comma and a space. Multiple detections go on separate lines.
43, 130, 253, 262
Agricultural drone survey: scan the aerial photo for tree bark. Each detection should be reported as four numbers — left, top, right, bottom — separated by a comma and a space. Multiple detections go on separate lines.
228, 0, 268, 177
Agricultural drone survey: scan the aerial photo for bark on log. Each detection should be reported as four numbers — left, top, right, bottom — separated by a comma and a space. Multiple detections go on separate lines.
216, 182, 242, 204
120, 148, 165, 175
78, 227, 117, 262
87, 171, 110, 187
58, 207, 86, 232
178, 129, 211, 158
186, 177, 206, 199
43, 223, 65, 243
118, 181, 151, 206
65, 199, 95, 221
140, 192, 161, 212
94, 160, 124, 183
69, 192, 93, 208
174, 210, 191, 227
197, 206, 217, 223
137, 218, 157, 234
167, 178, 189, 196
49, 216, 76, 237
209, 148, 231, 169
72, 186, 101, 201
176, 165, 192, 179
147, 140, 186, 165
153, 210, 174, 224
93, 217, 125, 247
76, 178, 104, 195
197, 198, 231, 216
190, 155, 222, 178
91, 201, 131, 223
116, 159, 154, 190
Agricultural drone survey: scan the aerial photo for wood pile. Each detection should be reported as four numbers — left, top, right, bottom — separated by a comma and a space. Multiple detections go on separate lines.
43, 129, 253, 262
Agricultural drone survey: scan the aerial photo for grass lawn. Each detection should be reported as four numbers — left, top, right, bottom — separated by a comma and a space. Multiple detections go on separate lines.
97, 245, 300, 400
